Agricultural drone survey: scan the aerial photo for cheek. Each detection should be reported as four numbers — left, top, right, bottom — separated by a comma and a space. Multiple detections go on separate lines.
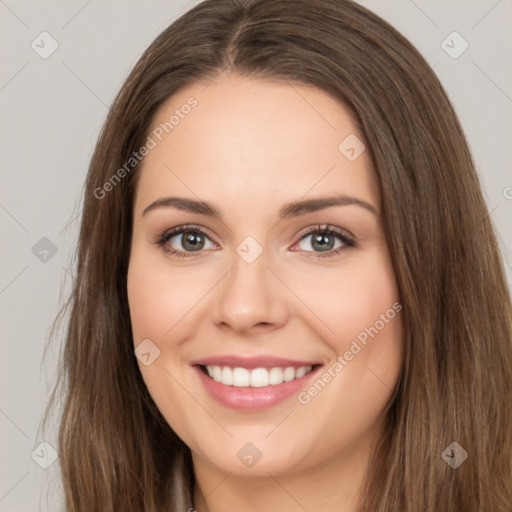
291, 247, 401, 357
332, 267, 400, 352
289, 256, 403, 460
127, 249, 201, 344
126, 251, 201, 440
311, 248, 404, 397
127, 272, 170, 343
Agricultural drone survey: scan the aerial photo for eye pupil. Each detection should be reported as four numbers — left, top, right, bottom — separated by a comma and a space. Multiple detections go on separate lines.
182, 231, 204, 251
312, 233, 334, 252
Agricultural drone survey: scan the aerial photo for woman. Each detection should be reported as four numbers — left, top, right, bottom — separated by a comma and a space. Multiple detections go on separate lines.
42, 0, 512, 510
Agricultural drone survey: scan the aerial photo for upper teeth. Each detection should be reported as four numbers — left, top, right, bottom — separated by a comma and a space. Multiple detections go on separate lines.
205, 365, 313, 387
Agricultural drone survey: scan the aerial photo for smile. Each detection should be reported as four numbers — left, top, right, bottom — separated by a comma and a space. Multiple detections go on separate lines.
202, 365, 315, 387
190, 355, 323, 411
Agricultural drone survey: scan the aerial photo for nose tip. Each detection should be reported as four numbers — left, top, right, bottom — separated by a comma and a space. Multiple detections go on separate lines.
212, 257, 288, 334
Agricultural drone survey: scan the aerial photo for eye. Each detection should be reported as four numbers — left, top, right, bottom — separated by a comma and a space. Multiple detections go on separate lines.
154, 223, 356, 259
291, 224, 356, 259
155, 224, 217, 258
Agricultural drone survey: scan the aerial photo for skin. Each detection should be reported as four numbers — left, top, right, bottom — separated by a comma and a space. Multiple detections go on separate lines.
127, 73, 404, 512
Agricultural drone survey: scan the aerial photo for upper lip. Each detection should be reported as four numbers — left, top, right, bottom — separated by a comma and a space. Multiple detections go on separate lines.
190, 355, 322, 369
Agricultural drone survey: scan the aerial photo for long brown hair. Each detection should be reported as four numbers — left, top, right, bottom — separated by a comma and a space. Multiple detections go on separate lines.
41, 0, 512, 510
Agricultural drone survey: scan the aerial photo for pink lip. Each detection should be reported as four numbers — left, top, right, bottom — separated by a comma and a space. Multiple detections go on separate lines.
192, 364, 322, 411
190, 354, 320, 369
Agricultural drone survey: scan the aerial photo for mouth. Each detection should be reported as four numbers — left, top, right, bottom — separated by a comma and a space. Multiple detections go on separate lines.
190, 356, 323, 411
198, 363, 319, 387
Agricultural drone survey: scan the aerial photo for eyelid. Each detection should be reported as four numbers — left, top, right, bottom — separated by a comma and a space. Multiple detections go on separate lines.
291, 224, 356, 258
295, 223, 355, 243
154, 223, 216, 242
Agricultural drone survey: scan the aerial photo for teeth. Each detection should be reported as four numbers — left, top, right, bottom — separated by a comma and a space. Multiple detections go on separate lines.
269, 367, 284, 385
251, 368, 269, 387
283, 367, 295, 382
212, 365, 222, 382
295, 366, 307, 378
221, 366, 233, 385
232, 367, 250, 387
204, 365, 314, 387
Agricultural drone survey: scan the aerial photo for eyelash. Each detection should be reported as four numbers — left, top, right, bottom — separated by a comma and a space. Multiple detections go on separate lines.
154, 223, 356, 260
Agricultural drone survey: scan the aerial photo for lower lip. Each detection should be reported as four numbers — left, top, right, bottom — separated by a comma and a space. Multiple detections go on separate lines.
193, 365, 321, 411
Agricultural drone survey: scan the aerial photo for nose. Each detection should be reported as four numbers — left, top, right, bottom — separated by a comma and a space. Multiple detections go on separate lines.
212, 249, 289, 334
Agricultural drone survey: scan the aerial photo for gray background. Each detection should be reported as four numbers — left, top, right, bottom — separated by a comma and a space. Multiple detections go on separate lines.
1, 0, 511, 510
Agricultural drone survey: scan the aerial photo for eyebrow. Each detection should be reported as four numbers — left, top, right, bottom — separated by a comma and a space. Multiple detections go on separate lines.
142, 194, 378, 219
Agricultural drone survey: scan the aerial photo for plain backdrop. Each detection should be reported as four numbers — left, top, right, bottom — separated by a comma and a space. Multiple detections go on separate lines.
1, 0, 511, 510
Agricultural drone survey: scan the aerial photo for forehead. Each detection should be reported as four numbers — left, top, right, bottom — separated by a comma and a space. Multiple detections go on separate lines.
134, 73, 378, 215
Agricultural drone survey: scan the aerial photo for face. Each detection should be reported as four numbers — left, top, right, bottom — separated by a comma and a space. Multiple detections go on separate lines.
127, 73, 404, 479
